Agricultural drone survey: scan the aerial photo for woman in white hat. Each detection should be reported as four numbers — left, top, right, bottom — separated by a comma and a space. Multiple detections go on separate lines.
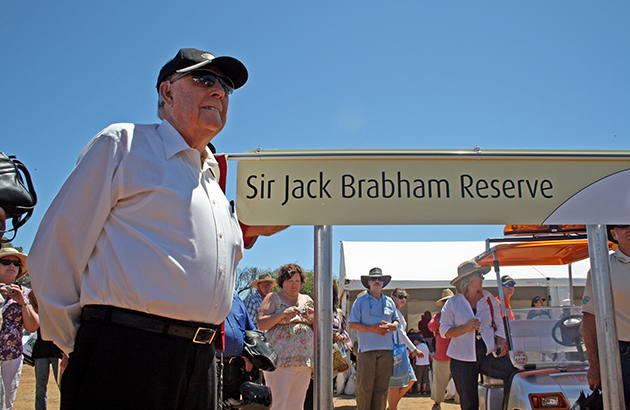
439, 260, 515, 410
0, 247, 40, 409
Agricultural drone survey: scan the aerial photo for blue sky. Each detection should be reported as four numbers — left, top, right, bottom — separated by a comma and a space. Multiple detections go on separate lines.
2, 1, 629, 274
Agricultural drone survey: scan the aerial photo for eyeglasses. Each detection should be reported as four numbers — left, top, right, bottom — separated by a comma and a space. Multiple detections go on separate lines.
474, 272, 485, 279
503, 283, 515, 288
168, 70, 235, 95
368, 277, 384, 282
0, 260, 22, 267
395, 295, 408, 300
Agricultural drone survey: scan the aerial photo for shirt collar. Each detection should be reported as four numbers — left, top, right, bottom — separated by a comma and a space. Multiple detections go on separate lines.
614, 248, 630, 264
158, 120, 219, 174
158, 120, 193, 160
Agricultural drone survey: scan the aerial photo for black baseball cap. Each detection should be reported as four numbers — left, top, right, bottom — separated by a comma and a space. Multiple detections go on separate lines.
532, 296, 546, 303
156, 48, 248, 90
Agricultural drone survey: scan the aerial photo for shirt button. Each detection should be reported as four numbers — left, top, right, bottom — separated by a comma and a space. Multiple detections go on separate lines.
214, 304, 218, 309
219, 232, 223, 238
220, 267, 224, 273
213, 200, 216, 204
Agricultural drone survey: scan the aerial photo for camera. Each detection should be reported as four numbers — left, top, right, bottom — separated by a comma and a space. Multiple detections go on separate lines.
492, 348, 502, 358
1, 285, 14, 295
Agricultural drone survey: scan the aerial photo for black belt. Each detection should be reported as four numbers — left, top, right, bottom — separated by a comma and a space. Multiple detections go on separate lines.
81, 305, 218, 344
219, 356, 244, 364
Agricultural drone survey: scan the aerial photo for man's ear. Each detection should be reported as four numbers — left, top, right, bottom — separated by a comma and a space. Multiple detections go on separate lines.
159, 81, 173, 106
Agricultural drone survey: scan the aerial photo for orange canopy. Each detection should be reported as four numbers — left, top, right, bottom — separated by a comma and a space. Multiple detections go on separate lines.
474, 239, 612, 267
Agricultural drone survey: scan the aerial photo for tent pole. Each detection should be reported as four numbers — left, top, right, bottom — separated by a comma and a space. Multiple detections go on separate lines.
314, 225, 334, 410
586, 224, 625, 410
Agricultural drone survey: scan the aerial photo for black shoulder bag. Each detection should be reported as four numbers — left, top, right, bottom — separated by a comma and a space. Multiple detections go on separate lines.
0, 153, 37, 242
243, 329, 278, 372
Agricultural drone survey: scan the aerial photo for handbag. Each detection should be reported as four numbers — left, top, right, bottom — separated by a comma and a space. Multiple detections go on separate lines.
573, 389, 603, 410
0, 153, 37, 242
243, 329, 278, 372
392, 327, 411, 379
333, 342, 349, 372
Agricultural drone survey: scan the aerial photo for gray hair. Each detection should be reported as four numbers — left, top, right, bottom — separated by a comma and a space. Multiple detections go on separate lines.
454, 274, 475, 295
157, 94, 165, 120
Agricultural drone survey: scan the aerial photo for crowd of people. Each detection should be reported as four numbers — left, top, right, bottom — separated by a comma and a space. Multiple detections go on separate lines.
0, 44, 628, 410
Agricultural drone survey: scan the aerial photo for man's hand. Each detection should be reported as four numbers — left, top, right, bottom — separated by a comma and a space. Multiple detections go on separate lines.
243, 225, 289, 237
243, 356, 254, 373
372, 321, 394, 335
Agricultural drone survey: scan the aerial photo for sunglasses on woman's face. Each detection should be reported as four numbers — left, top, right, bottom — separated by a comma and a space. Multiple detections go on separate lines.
474, 272, 485, 279
503, 283, 515, 288
0, 260, 22, 267
395, 295, 408, 300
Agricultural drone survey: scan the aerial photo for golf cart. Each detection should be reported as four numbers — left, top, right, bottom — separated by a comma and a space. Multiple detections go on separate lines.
470, 228, 611, 410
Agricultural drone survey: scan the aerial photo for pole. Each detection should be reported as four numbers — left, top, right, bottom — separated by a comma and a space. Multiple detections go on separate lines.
586, 225, 625, 410
314, 225, 334, 410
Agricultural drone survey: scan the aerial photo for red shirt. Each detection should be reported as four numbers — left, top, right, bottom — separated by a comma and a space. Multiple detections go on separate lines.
418, 317, 434, 339
427, 312, 451, 362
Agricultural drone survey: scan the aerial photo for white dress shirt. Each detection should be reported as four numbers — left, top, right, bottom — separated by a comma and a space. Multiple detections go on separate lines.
439, 290, 506, 362
29, 121, 244, 354
583, 248, 630, 341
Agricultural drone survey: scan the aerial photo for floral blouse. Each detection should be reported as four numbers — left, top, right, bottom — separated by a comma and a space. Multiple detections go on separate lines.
333, 308, 352, 352
0, 287, 31, 361
265, 293, 314, 368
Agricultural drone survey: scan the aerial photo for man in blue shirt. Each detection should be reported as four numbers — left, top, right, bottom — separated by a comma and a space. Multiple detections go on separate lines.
349, 268, 400, 410
218, 291, 258, 401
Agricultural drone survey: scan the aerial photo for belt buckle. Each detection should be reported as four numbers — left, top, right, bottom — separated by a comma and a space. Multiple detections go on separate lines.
193, 327, 216, 344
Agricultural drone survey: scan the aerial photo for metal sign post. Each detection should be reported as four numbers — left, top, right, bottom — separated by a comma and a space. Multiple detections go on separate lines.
314, 225, 334, 410
587, 225, 625, 410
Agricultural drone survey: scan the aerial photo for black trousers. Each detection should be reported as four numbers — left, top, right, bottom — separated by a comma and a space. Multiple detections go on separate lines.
61, 320, 217, 410
450, 339, 516, 410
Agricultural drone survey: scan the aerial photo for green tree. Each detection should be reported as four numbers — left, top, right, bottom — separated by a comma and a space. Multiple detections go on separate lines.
235, 266, 277, 299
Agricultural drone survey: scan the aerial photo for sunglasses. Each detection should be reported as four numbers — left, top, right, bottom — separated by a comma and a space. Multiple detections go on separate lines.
395, 295, 408, 300
474, 272, 485, 279
368, 277, 384, 282
169, 70, 235, 95
503, 283, 515, 288
0, 260, 22, 267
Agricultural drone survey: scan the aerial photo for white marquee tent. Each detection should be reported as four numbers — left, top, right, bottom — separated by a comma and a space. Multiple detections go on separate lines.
338, 241, 591, 325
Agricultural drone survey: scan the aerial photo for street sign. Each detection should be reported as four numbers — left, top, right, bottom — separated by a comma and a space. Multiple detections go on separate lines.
233, 149, 630, 225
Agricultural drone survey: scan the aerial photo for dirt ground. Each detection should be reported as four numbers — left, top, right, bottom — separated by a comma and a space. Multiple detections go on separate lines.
13, 365, 460, 410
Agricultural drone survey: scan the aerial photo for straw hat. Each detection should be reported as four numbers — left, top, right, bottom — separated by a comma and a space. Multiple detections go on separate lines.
436, 288, 455, 306
250, 273, 276, 289
360, 267, 391, 289
0, 247, 28, 279
450, 260, 490, 286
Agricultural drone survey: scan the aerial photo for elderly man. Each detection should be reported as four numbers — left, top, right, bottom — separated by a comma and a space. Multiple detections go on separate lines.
244, 273, 276, 325
582, 224, 630, 406
349, 267, 400, 410
29, 48, 254, 410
